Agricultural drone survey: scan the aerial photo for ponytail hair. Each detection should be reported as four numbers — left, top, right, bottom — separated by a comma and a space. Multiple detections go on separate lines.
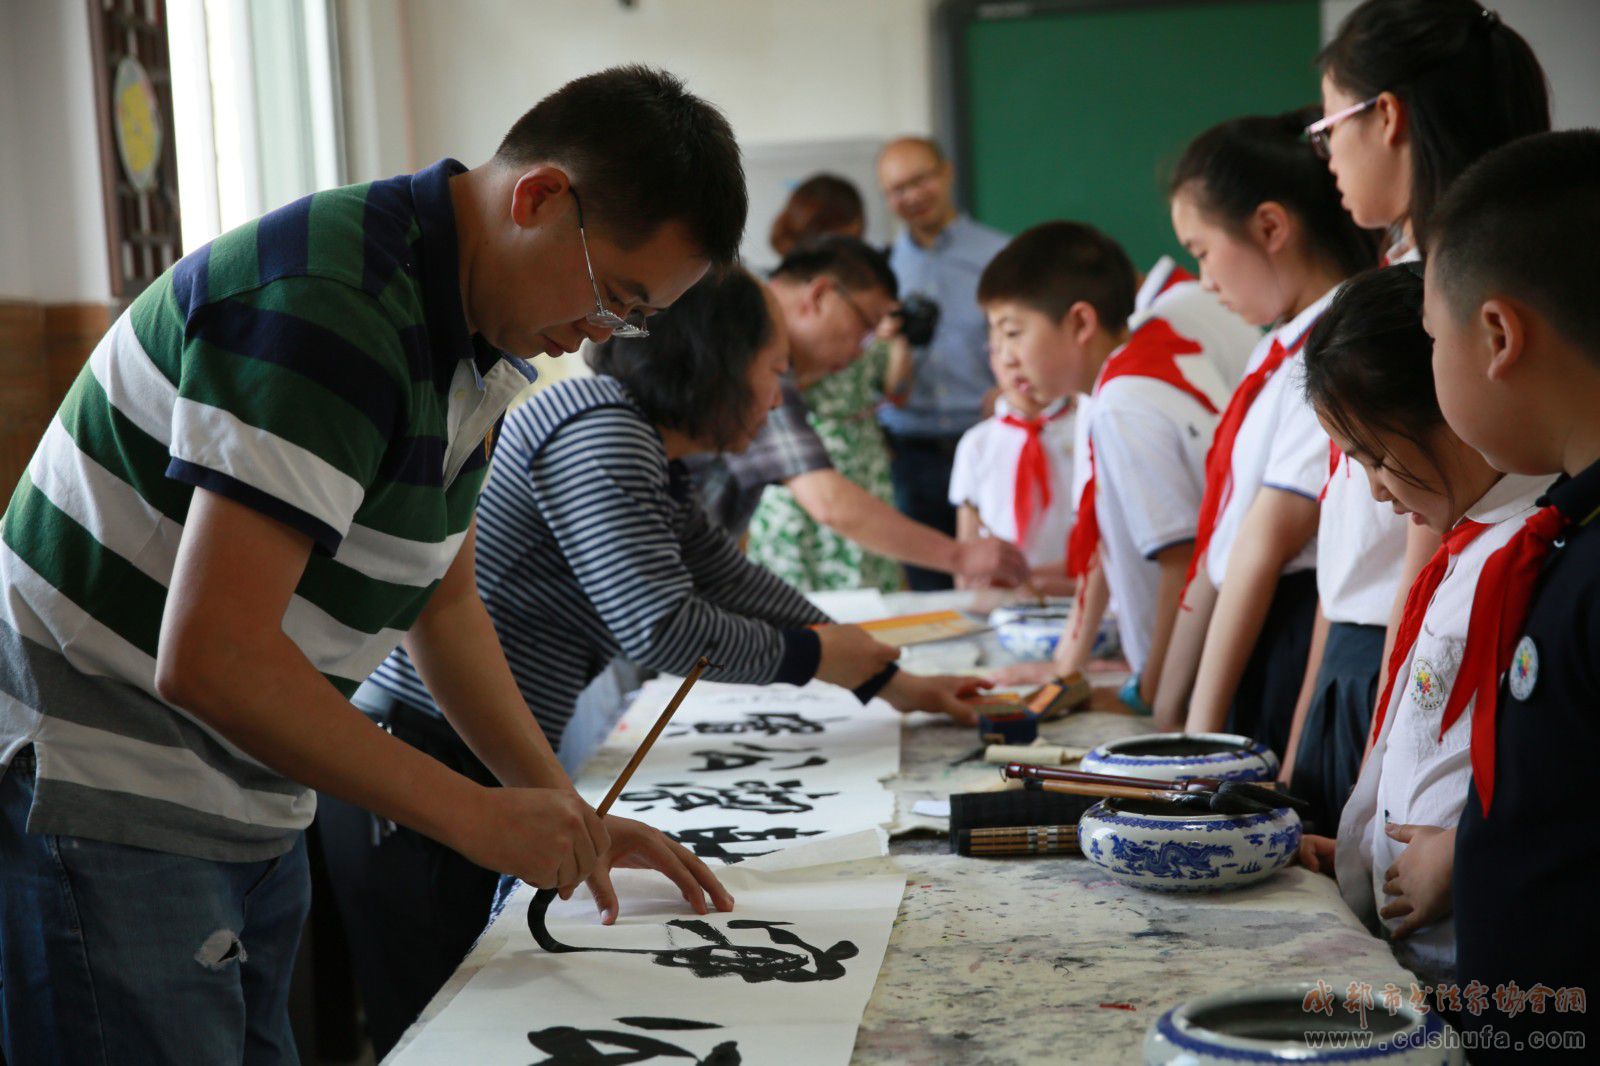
1168, 108, 1379, 279
1302, 264, 1445, 490
1318, 0, 1550, 249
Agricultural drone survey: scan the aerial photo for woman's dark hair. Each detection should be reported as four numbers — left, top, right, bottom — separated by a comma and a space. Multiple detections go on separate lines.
1302, 264, 1447, 491
1318, 0, 1550, 249
1169, 108, 1379, 279
769, 174, 865, 256
587, 267, 774, 452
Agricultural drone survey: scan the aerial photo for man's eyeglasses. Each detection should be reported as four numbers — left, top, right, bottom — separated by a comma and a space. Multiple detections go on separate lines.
571, 188, 649, 338
883, 168, 941, 203
1304, 97, 1380, 160
831, 284, 881, 345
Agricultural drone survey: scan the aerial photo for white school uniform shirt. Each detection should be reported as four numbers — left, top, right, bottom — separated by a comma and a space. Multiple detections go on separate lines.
1319, 460, 1410, 625
1084, 312, 1229, 674
1317, 248, 1419, 625
1203, 289, 1338, 589
1135, 256, 1262, 389
948, 396, 1077, 568
1334, 473, 1548, 983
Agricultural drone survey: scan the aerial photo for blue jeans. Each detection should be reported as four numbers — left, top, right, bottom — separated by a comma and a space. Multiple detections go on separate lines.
0, 747, 309, 1064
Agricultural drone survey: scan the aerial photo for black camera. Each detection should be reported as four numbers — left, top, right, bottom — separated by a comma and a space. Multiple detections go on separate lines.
890, 293, 940, 347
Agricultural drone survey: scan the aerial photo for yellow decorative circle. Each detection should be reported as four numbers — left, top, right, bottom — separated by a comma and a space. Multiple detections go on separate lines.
113, 56, 163, 193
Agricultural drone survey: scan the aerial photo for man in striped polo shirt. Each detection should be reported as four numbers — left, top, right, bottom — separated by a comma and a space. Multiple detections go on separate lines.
0, 67, 744, 1063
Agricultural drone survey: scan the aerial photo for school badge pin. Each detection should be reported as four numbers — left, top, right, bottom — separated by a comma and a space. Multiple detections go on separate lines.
1411, 657, 1445, 712
1508, 635, 1539, 702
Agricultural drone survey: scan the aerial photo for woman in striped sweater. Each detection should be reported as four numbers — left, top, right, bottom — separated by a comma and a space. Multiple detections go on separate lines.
319, 267, 987, 1055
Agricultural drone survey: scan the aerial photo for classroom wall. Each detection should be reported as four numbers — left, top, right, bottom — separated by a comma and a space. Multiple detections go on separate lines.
0, 0, 113, 304
399, 0, 937, 166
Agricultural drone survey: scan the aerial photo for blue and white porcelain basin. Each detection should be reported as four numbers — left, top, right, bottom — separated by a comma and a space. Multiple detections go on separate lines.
1145, 982, 1461, 1064
1078, 797, 1301, 893
1079, 732, 1278, 784
988, 602, 1072, 662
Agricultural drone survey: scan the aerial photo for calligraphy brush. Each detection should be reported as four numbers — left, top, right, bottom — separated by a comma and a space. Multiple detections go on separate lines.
963, 500, 1047, 607
1018, 775, 1283, 817
527, 655, 717, 947
1002, 762, 1312, 817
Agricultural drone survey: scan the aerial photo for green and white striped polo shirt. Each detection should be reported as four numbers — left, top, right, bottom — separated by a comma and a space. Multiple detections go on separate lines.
0, 158, 534, 861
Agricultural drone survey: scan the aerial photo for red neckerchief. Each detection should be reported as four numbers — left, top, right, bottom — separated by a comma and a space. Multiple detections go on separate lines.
1368, 519, 1491, 753
1180, 326, 1313, 596
1157, 263, 1196, 296
1064, 318, 1212, 580
999, 401, 1073, 548
1319, 441, 1343, 502
1449, 505, 1571, 814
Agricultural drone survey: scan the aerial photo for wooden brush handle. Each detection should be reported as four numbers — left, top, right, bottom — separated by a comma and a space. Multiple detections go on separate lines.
1031, 778, 1175, 802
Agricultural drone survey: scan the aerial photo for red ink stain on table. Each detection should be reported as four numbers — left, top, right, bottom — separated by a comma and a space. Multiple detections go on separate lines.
1099, 1003, 1137, 1011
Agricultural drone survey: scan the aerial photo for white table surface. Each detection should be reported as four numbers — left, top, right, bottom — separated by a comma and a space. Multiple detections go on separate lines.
394, 590, 1416, 1064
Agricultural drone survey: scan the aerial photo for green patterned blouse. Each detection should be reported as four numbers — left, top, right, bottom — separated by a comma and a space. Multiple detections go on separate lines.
745, 343, 903, 592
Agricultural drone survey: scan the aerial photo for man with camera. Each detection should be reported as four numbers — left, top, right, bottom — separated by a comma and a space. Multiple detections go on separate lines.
696, 237, 1029, 590
876, 137, 1011, 590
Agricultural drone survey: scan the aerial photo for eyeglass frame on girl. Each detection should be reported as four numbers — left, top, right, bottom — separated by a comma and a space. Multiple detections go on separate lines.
1305, 96, 1381, 160
571, 187, 650, 338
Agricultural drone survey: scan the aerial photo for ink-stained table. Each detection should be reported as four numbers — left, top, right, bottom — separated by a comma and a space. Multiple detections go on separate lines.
397, 590, 1418, 1064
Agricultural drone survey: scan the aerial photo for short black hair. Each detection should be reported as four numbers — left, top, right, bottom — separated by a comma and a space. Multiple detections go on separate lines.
1319, 0, 1549, 249
1303, 264, 1448, 491
587, 267, 773, 452
495, 66, 746, 266
1169, 108, 1380, 280
1427, 129, 1600, 364
976, 221, 1136, 327
769, 235, 898, 299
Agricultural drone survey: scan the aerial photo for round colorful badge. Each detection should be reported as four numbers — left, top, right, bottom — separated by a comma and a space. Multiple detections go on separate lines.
1411, 657, 1445, 712
1508, 636, 1539, 702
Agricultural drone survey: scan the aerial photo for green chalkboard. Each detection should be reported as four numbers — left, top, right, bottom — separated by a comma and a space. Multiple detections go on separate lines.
961, 0, 1322, 269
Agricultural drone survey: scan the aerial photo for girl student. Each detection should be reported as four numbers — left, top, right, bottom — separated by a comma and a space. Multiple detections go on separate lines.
1294, 265, 1550, 984
1151, 109, 1378, 758
1284, 0, 1552, 832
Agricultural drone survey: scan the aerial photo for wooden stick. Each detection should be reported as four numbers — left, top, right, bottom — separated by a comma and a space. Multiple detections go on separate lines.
595, 656, 714, 816
964, 500, 1048, 607
1005, 762, 1216, 792
529, 655, 714, 947
1029, 777, 1185, 803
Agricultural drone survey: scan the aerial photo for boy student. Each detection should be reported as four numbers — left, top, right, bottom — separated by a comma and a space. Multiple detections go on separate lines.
1423, 130, 1600, 1063
978, 222, 1233, 710
0, 67, 745, 1063
948, 340, 1077, 592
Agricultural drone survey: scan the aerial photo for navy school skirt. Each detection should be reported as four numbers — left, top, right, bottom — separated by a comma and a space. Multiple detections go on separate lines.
1225, 569, 1319, 765
1290, 621, 1386, 835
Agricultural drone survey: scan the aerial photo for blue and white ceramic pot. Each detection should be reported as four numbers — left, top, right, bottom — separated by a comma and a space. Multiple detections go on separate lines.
1078, 798, 1301, 892
1079, 732, 1278, 783
988, 602, 1072, 661
1145, 982, 1462, 1064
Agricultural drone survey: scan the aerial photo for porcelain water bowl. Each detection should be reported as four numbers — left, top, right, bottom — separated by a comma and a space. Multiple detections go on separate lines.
1079, 732, 1278, 783
988, 601, 1072, 661
1078, 797, 1301, 893
1145, 982, 1460, 1064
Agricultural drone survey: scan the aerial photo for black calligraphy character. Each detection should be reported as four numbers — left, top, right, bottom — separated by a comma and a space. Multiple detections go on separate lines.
619, 779, 836, 816
687, 742, 828, 774
667, 826, 824, 863
527, 1016, 740, 1065
527, 888, 858, 986
668, 712, 843, 738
